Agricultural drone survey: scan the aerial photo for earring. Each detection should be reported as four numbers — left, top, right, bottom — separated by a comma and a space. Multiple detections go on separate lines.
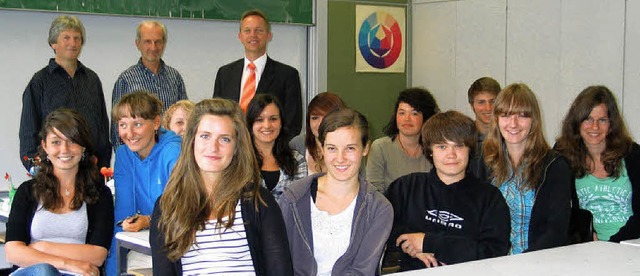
81, 152, 86, 161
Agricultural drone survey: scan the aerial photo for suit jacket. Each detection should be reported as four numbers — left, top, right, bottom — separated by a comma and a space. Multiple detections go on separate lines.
213, 56, 302, 138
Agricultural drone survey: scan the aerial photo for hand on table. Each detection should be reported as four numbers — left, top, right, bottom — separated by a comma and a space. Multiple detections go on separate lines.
396, 232, 425, 257
416, 252, 444, 268
122, 214, 150, 232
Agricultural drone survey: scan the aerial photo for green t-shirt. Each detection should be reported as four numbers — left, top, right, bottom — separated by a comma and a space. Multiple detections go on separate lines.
576, 161, 633, 241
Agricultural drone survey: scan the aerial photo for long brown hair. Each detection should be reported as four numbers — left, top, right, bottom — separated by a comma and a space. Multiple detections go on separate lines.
246, 94, 297, 178
555, 85, 633, 178
157, 98, 262, 261
483, 83, 550, 190
35, 109, 100, 210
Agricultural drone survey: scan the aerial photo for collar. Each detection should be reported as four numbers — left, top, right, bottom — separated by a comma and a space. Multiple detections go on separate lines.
47, 58, 86, 75
136, 58, 166, 74
244, 54, 267, 74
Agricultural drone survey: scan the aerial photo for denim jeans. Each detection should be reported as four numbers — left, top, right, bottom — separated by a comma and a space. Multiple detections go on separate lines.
11, 263, 76, 276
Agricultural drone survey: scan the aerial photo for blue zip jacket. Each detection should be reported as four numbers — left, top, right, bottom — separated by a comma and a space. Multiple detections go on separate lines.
105, 128, 181, 275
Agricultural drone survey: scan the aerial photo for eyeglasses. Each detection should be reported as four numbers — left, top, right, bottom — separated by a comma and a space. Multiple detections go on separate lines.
583, 117, 610, 127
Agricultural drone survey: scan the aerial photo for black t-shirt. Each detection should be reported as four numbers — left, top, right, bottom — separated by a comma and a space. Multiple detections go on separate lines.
261, 170, 281, 191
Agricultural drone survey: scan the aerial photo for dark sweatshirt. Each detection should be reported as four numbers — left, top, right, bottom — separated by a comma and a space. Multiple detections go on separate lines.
385, 170, 510, 271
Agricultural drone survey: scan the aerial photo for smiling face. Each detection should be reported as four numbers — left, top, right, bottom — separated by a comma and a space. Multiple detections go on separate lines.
117, 107, 160, 159
41, 127, 85, 173
431, 140, 469, 184
238, 15, 272, 58
168, 107, 189, 137
498, 113, 532, 148
136, 23, 165, 65
194, 115, 236, 181
498, 113, 533, 151
580, 103, 610, 150
322, 126, 369, 183
396, 102, 424, 137
471, 92, 497, 126
251, 103, 281, 145
51, 29, 83, 62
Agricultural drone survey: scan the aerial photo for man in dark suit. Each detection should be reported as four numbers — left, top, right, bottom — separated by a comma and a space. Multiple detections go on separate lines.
213, 9, 302, 138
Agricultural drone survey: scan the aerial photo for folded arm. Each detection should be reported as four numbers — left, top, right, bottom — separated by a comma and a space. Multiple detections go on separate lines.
6, 241, 99, 274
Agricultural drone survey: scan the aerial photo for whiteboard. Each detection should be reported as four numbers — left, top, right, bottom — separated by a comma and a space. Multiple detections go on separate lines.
0, 9, 307, 186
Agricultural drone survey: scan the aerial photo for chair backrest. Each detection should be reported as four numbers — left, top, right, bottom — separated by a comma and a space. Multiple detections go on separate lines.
568, 207, 594, 244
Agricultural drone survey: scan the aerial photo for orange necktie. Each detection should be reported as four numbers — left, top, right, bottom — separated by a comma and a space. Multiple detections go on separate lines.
240, 62, 256, 112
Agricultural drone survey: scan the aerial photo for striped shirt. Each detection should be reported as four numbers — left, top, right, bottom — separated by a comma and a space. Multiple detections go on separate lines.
111, 59, 187, 149
181, 200, 255, 275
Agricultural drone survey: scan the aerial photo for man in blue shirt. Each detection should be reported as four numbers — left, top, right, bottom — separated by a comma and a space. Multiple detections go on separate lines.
111, 20, 188, 149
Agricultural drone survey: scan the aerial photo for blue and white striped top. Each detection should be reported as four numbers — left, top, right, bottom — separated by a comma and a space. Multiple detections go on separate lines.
181, 200, 256, 275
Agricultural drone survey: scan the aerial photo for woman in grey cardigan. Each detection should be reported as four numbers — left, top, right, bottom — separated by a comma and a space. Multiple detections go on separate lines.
278, 108, 393, 275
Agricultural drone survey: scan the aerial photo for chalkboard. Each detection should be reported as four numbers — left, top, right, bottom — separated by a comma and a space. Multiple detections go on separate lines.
0, 0, 313, 24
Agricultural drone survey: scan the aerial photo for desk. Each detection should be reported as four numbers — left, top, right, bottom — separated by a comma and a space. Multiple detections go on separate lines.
621, 238, 640, 247
115, 230, 151, 276
393, 241, 640, 276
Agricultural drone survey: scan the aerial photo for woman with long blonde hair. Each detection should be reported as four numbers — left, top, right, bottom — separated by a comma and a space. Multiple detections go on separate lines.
483, 83, 571, 254
150, 98, 292, 275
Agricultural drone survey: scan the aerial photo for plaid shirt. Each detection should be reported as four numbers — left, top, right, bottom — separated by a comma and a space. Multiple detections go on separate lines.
496, 173, 535, 254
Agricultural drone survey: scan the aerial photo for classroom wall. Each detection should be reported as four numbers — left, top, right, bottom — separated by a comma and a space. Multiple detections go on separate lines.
0, 9, 308, 186
327, 0, 409, 139
411, 0, 639, 144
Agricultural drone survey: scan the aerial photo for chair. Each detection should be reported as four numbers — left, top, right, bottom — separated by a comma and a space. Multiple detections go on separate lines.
568, 207, 594, 244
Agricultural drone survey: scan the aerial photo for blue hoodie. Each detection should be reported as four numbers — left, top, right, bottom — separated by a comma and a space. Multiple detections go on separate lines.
105, 128, 181, 275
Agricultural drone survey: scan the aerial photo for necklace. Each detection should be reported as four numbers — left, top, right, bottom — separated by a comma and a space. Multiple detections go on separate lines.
65, 188, 71, 196
398, 137, 421, 158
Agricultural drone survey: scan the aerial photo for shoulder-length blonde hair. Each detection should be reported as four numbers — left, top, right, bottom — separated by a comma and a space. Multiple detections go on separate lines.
483, 83, 550, 190
157, 98, 262, 261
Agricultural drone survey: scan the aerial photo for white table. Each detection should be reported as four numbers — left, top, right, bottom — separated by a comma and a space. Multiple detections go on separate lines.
621, 238, 640, 247
393, 241, 640, 276
115, 230, 151, 276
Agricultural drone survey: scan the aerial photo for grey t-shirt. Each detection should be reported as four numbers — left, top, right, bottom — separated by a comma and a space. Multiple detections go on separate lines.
31, 202, 88, 244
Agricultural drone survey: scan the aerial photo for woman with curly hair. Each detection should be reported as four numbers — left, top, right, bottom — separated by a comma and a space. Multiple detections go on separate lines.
162, 100, 195, 137
366, 87, 439, 193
